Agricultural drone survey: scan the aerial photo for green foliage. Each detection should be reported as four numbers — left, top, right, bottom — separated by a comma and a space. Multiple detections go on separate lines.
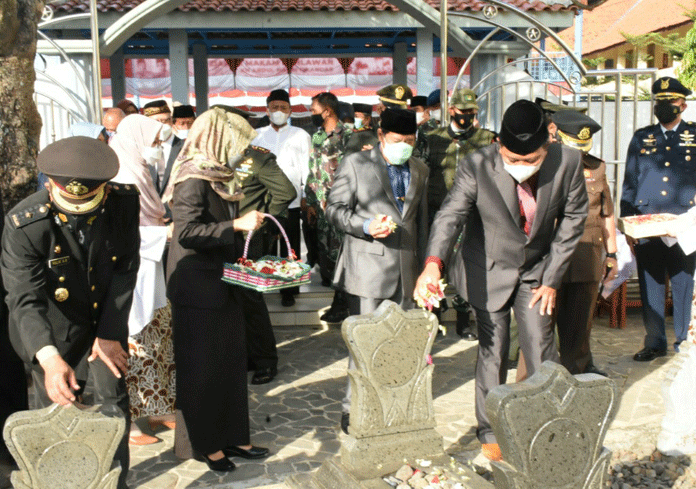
679, 22, 696, 89
622, 32, 687, 60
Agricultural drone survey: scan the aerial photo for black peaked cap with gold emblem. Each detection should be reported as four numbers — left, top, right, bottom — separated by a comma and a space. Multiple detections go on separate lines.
377, 84, 413, 107
552, 110, 601, 152
652, 77, 692, 101
38, 136, 119, 214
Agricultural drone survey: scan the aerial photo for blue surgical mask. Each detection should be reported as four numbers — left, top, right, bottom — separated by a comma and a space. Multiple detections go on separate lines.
382, 141, 413, 166
354, 117, 364, 130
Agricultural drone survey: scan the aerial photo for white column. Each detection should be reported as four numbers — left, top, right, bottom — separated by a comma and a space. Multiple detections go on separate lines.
169, 29, 189, 104
192, 43, 208, 113
416, 29, 433, 96
393, 42, 408, 86
109, 47, 126, 105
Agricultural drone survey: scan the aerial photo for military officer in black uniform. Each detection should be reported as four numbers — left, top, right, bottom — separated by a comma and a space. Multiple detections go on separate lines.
344, 103, 379, 156
1, 137, 140, 489
621, 76, 696, 361
552, 110, 617, 375
235, 144, 296, 385
375, 84, 413, 114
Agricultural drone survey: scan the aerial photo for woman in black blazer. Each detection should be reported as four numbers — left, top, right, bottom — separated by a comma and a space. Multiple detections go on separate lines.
165, 107, 267, 472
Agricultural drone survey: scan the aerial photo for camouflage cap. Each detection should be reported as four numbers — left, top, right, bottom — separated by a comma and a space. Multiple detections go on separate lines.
450, 89, 479, 111
377, 84, 413, 107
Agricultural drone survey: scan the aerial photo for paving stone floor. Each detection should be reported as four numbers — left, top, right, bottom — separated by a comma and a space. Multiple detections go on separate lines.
126, 306, 685, 489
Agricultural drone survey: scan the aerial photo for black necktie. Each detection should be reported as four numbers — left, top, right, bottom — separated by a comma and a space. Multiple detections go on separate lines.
666, 130, 675, 140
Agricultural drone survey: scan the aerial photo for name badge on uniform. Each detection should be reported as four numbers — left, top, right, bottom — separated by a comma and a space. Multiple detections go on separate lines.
48, 256, 70, 268
680, 131, 696, 147
234, 158, 254, 182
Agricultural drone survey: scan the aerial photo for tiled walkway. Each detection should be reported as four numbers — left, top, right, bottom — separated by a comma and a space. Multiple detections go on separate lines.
127, 303, 685, 489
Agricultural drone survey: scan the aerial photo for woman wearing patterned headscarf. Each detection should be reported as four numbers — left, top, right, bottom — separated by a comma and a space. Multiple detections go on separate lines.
109, 114, 177, 446
165, 107, 268, 472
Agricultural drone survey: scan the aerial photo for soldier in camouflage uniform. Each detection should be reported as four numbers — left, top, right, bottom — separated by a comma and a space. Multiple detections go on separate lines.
423, 89, 496, 340
304, 92, 353, 322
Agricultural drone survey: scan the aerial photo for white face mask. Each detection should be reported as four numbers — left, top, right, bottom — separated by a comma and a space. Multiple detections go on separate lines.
416, 112, 425, 125
160, 124, 173, 142
269, 110, 290, 126
503, 161, 542, 183
382, 141, 413, 166
431, 109, 442, 121
142, 146, 164, 165
176, 129, 189, 139
354, 117, 364, 130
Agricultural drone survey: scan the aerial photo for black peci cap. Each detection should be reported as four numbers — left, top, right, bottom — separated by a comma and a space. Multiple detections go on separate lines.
410, 96, 428, 108
499, 100, 549, 155
352, 103, 373, 115
38, 136, 119, 214
552, 110, 601, 152
267, 89, 290, 104
380, 108, 417, 135
172, 104, 195, 119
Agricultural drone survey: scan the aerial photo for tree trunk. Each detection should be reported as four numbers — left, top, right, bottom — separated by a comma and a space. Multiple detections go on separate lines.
0, 0, 44, 211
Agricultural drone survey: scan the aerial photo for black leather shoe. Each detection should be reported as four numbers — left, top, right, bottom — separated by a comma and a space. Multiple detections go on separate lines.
251, 367, 277, 385
459, 331, 478, 341
340, 413, 350, 435
583, 365, 607, 377
223, 445, 269, 459
194, 453, 236, 472
281, 295, 295, 307
633, 347, 667, 362
320, 308, 350, 323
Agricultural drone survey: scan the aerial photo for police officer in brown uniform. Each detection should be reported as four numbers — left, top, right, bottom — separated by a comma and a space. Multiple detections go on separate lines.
552, 110, 618, 375
1, 137, 140, 489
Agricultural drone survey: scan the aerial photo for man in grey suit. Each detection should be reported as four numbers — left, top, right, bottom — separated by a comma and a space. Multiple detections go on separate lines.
414, 100, 588, 460
326, 108, 429, 433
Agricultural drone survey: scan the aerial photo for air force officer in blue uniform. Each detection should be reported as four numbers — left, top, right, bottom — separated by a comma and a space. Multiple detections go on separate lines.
621, 76, 696, 361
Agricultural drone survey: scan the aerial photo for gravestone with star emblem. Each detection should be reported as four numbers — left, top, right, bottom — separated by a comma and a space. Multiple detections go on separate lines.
3, 403, 125, 489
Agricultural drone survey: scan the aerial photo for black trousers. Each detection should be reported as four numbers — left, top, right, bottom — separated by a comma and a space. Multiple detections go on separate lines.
234, 286, 278, 370
555, 281, 599, 374
32, 357, 130, 489
279, 208, 302, 296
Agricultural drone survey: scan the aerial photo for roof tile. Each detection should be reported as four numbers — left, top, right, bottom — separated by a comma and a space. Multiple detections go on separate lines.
53, 0, 574, 14
557, 0, 693, 56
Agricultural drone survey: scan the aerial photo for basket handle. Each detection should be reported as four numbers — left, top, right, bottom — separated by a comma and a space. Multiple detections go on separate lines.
243, 213, 294, 260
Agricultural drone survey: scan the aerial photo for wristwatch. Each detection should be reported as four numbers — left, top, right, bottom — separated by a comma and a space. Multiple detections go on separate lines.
605, 252, 617, 259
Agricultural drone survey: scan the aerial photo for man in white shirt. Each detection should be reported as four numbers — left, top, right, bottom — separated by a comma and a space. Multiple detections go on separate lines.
253, 89, 312, 306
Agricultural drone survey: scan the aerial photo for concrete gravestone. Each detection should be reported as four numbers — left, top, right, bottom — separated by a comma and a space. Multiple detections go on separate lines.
339, 301, 443, 477
485, 361, 618, 489
657, 319, 696, 455
2, 404, 125, 489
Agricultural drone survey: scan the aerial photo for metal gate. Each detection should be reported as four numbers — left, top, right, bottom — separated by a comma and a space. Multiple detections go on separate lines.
35, 1, 102, 147
444, 1, 659, 212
